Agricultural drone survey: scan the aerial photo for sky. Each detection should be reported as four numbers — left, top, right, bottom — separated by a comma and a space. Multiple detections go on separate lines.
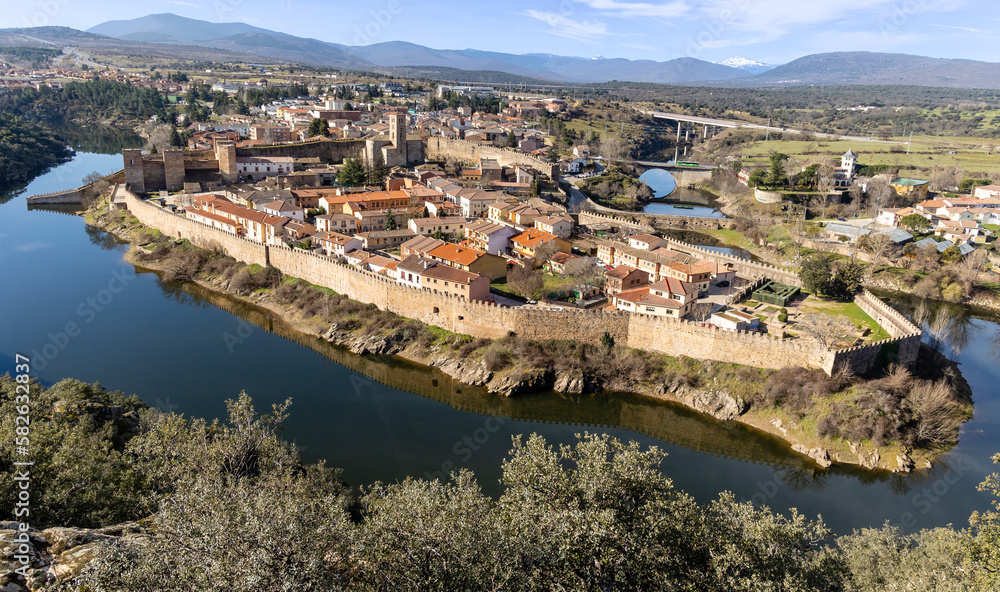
4, 0, 999, 65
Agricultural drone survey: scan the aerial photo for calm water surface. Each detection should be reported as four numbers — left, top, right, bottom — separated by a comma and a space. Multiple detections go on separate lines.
2, 153, 999, 534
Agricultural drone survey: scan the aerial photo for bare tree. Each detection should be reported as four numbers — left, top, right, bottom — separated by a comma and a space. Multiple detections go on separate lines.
534, 240, 560, 265
600, 135, 628, 165
956, 248, 988, 293
865, 233, 893, 268
564, 256, 604, 287
793, 314, 857, 350
508, 260, 544, 300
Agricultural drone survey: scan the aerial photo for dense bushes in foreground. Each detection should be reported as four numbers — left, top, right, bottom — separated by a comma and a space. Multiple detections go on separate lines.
1, 377, 998, 591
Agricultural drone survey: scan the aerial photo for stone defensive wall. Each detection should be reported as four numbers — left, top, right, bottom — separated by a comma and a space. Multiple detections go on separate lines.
577, 211, 655, 233
424, 137, 560, 180
578, 201, 738, 231
821, 289, 923, 376
661, 237, 802, 287
235, 139, 366, 162
124, 191, 920, 376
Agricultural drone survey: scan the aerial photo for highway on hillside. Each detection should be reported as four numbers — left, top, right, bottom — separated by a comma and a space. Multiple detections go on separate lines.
638, 110, 907, 144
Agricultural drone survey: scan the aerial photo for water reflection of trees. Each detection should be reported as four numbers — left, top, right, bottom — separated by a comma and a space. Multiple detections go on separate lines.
85, 224, 126, 251
55, 125, 143, 155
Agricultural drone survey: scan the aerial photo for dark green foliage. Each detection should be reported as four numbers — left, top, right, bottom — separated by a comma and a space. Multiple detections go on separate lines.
828, 259, 866, 299
0, 46, 61, 66
959, 178, 991, 192
900, 213, 931, 232
384, 209, 397, 230
338, 157, 366, 186
0, 113, 73, 187
800, 252, 834, 296
307, 117, 330, 137
0, 376, 149, 528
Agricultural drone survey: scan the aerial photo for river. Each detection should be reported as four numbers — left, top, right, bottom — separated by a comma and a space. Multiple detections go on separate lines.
639, 168, 725, 218
2, 152, 1000, 535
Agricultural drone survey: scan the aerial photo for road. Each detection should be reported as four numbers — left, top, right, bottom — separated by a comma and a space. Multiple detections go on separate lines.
639, 110, 906, 145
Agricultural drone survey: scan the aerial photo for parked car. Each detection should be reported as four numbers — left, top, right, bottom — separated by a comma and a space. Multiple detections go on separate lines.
716, 280, 730, 288
837, 217, 847, 221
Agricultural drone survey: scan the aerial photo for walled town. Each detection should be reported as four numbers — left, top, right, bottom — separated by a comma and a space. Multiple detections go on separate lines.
95, 82, 923, 380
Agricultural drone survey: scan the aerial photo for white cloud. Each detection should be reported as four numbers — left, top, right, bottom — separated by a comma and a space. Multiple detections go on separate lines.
525, 10, 613, 40
14, 241, 51, 253
574, 0, 689, 18
166, 0, 203, 7
931, 24, 990, 34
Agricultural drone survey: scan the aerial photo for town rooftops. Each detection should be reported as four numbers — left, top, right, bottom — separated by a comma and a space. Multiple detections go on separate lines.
423, 264, 481, 284
824, 222, 871, 237
397, 254, 437, 274
891, 178, 930, 186
262, 200, 301, 212
613, 286, 684, 309
607, 265, 643, 280
428, 243, 485, 267
355, 229, 417, 240
410, 216, 468, 228
650, 277, 697, 296
466, 219, 513, 235
401, 235, 446, 254
511, 228, 558, 249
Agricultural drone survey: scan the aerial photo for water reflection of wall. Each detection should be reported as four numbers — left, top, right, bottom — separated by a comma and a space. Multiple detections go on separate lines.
169, 278, 814, 470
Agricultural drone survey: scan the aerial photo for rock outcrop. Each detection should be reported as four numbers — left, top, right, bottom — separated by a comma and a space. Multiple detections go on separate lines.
1, 521, 144, 591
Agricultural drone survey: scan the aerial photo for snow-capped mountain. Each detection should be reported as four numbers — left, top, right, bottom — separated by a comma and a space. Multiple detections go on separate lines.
716, 57, 775, 74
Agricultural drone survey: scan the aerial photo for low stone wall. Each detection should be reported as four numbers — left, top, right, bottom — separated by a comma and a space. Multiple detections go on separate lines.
25, 189, 81, 204
754, 189, 784, 203
578, 210, 654, 233
580, 200, 736, 230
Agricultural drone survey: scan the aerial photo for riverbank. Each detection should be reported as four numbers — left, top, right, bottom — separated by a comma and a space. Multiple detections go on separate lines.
84, 198, 970, 472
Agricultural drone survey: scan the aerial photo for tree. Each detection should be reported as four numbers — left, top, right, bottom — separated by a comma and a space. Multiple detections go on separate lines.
338, 158, 365, 186
747, 169, 767, 188
507, 261, 544, 300
168, 126, 183, 148
384, 209, 397, 231
766, 152, 789, 187
505, 132, 517, 148
307, 117, 330, 138
828, 259, 865, 299
863, 232, 893, 268
794, 313, 857, 349
900, 213, 931, 232
799, 253, 833, 296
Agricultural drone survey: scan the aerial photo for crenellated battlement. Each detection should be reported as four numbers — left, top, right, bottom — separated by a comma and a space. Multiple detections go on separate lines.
123, 190, 917, 376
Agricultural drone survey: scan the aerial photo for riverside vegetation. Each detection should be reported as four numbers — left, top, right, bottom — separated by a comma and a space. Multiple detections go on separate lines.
85, 201, 972, 471
1, 375, 999, 591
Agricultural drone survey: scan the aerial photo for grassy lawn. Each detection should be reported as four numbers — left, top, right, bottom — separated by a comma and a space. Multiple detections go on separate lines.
734, 135, 1000, 174
703, 228, 753, 250
540, 273, 578, 296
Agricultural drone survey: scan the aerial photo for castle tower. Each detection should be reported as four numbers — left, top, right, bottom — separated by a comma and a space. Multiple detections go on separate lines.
163, 150, 186, 192
841, 149, 858, 178
389, 111, 406, 149
215, 140, 237, 183
388, 111, 408, 165
122, 148, 146, 194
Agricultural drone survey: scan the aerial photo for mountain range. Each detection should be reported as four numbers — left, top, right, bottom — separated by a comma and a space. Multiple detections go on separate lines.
5, 13, 1000, 89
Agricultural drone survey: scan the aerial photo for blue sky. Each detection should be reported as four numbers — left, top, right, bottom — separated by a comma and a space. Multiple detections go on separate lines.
6, 0, 998, 64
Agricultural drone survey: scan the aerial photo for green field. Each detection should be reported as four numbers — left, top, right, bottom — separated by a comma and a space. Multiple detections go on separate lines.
734, 136, 1000, 175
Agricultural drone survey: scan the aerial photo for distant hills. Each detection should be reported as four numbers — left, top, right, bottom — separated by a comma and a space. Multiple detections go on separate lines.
6, 13, 1000, 89
730, 52, 1000, 89
85, 14, 750, 84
